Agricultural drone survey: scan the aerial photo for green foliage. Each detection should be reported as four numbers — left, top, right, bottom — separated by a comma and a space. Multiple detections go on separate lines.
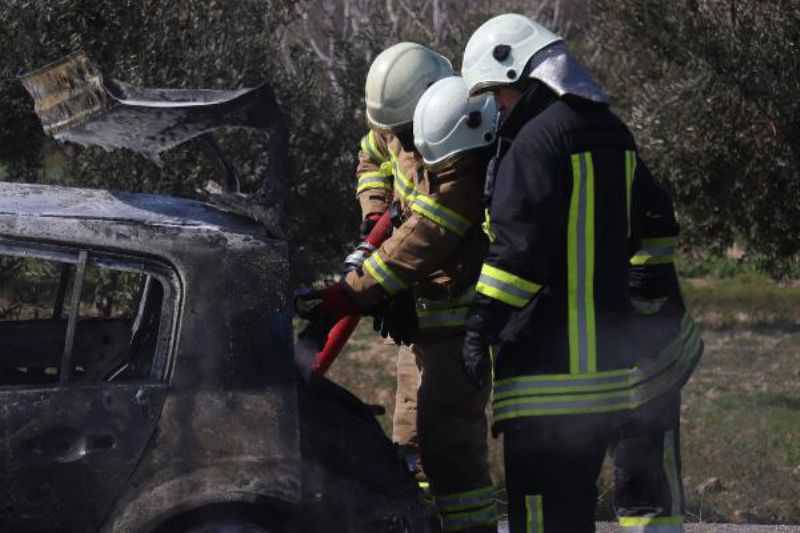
4, 1, 796, 280
584, 0, 800, 278
0, 0, 358, 281
0, 1, 552, 282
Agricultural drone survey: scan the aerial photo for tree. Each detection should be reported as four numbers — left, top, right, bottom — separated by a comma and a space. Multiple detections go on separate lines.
583, 0, 800, 276
1, 0, 566, 281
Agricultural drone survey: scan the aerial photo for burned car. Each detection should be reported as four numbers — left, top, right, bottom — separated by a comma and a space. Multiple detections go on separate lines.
0, 182, 429, 532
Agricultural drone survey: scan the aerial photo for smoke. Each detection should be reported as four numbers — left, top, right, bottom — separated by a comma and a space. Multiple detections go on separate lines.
294, 317, 333, 381
294, 334, 319, 382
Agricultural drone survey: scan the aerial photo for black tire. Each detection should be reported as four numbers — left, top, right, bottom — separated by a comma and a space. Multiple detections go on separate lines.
152, 502, 285, 533
181, 519, 272, 533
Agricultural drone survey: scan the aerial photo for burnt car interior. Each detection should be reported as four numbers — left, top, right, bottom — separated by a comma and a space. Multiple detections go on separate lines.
0, 239, 175, 386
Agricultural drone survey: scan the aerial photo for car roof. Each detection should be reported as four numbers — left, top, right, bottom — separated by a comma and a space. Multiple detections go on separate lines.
0, 182, 265, 236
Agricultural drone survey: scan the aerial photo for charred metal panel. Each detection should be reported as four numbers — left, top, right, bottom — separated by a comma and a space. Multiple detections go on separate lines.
294, 378, 432, 533
0, 384, 168, 532
105, 387, 301, 532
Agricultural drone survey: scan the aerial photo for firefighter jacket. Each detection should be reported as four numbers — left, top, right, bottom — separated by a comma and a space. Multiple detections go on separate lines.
473, 94, 703, 426
346, 129, 488, 335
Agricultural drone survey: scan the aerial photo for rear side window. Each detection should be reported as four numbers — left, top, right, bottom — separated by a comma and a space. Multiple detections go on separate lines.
0, 240, 177, 386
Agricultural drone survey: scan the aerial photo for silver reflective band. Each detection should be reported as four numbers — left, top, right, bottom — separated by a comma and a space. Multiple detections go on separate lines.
477, 273, 533, 301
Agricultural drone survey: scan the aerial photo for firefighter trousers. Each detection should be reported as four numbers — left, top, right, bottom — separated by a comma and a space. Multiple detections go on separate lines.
393, 336, 497, 532
503, 392, 683, 533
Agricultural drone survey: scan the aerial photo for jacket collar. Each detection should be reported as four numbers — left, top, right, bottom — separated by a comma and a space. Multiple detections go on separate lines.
497, 82, 558, 140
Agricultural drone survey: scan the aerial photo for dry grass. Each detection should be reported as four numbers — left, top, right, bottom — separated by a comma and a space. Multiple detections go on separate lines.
325, 276, 800, 524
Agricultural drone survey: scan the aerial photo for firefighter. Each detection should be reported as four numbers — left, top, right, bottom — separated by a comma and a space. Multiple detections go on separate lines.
297, 47, 499, 532
346, 43, 454, 478
457, 14, 703, 533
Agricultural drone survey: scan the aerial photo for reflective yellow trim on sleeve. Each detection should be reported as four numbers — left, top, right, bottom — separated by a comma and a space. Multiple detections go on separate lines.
356, 169, 393, 194
363, 252, 408, 295
360, 130, 387, 164
392, 159, 417, 203
476, 263, 542, 308
410, 194, 472, 236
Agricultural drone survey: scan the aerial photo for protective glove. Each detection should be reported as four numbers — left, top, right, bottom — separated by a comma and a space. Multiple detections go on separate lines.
372, 290, 418, 346
462, 295, 510, 390
462, 328, 492, 390
294, 282, 361, 324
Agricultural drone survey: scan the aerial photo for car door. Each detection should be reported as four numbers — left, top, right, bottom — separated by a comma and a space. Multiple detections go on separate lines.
0, 239, 179, 532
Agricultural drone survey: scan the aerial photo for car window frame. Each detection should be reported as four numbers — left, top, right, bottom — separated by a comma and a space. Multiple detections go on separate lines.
0, 237, 181, 387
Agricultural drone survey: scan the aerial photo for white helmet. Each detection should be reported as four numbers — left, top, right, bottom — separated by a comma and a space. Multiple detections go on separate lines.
413, 76, 498, 168
365, 42, 454, 131
462, 14, 608, 103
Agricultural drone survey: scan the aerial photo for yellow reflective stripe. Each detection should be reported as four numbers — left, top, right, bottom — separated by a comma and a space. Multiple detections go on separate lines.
631, 236, 677, 266
586, 153, 597, 373
493, 316, 702, 420
568, 152, 598, 374
476, 263, 542, 308
625, 150, 636, 238
525, 495, 543, 533
494, 368, 633, 400
392, 158, 417, 202
356, 172, 393, 193
643, 237, 678, 247
411, 194, 472, 236
568, 154, 580, 371
440, 503, 497, 531
363, 253, 408, 295
435, 485, 496, 512
619, 517, 682, 527
482, 208, 496, 243
494, 315, 698, 399
619, 515, 683, 532
360, 130, 387, 164
631, 255, 674, 266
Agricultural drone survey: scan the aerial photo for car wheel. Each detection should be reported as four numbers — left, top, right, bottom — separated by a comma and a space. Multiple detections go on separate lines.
181, 519, 274, 533
151, 503, 285, 533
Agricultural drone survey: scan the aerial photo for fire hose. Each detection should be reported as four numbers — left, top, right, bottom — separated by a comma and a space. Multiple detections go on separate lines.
309, 210, 393, 376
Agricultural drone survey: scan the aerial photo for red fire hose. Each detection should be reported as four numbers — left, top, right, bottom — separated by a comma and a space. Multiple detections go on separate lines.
310, 210, 393, 376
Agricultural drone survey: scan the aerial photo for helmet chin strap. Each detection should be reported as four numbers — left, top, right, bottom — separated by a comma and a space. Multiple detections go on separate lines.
498, 79, 556, 136
395, 126, 417, 153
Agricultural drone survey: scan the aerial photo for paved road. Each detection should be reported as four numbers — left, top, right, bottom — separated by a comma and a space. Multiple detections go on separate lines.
497, 522, 800, 532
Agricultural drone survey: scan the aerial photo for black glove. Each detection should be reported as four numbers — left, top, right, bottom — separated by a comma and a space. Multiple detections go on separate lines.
461, 327, 492, 389
372, 290, 417, 345
462, 295, 511, 390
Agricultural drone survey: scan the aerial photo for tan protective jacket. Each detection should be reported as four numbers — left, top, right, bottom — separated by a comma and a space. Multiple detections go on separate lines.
346, 129, 488, 334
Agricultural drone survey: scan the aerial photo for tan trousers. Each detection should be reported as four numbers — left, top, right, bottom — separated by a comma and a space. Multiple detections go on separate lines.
391, 335, 493, 496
